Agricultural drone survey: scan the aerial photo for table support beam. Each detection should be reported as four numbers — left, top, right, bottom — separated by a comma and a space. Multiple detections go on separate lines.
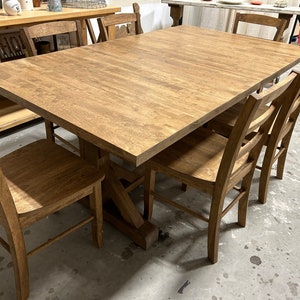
79, 139, 159, 249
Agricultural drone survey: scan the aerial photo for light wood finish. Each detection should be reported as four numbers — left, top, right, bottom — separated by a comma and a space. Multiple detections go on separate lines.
233, 13, 287, 42
0, 29, 40, 132
0, 25, 299, 248
144, 71, 300, 263
22, 20, 84, 56
0, 5, 121, 29
96, 2, 144, 192
21, 20, 84, 152
0, 5, 120, 132
208, 72, 300, 204
163, 0, 300, 30
0, 139, 104, 300
97, 2, 143, 42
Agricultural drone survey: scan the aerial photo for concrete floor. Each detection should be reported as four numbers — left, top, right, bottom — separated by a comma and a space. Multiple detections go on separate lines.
0, 113, 299, 300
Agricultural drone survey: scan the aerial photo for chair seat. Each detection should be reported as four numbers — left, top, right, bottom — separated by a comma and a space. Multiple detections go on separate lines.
150, 127, 247, 186
0, 140, 104, 223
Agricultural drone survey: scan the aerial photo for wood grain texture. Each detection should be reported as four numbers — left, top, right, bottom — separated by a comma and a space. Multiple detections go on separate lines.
0, 25, 299, 166
0, 5, 121, 28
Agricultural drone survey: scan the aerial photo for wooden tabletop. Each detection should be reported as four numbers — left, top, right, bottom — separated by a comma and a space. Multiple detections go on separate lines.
0, 25, 299, 166
161, 0, 300, 15
0, 5, 121, 27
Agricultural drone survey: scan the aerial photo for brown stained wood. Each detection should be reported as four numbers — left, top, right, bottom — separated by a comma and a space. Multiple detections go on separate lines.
233, 13, 288, 42
97, 2, 143, 42
0, 26, 299, 251
208, 72, 300, 204
144, 72, 300, 264
1, 26, 299, 167
0, 140, 105, 299
0, 5, 121, 28
0, 28, 40, 132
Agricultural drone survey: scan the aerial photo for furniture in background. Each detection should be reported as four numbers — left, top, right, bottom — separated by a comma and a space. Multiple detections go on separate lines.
0, 28, 40, 133
22, 20, 84, 55
0, 25, 299, 251
207, 72, 300, 204
162, 0, 300, 41
0, 4, 121, 133
0, 5, 121, 43
144, 71, 300, 263
232, 13, 287, 42
0, 139, 104, 299
22, 20, 84, 152
97, 2, 143, 42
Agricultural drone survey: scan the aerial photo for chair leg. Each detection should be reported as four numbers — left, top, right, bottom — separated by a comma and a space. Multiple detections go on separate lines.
143, 167, 156, 221
207, 213, 221, 264
44, 119, 55, 142
5, 227, 29, 300
89, 183, 103, 248
207, 193, 226, 264
238, 173, 253, 226
276, 131, 294, 180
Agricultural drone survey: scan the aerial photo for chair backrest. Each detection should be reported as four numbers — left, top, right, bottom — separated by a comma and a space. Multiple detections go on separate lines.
0, 28, 28, 62
217, 71, 300, 191
232, 13, 287, 42
97, 2, 143, 42
21, 20, 84, 56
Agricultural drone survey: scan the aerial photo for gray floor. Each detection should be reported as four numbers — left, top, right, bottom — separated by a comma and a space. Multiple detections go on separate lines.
0, 113, 299, 300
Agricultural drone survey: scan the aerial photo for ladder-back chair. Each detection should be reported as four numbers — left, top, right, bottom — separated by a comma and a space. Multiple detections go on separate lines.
21, 20, 84, 152
233, 13, 287, 42
207, 71, 300, 204
0, 139, 104, 299
97, 2, 143, 42
144, 72, 300, 264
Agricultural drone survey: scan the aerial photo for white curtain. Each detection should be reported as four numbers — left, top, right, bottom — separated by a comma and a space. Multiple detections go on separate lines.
182, 0, 300, 42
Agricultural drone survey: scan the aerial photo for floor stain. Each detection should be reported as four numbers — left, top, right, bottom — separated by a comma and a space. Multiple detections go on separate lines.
250, 255, 262, 266
177, 280, 191, 294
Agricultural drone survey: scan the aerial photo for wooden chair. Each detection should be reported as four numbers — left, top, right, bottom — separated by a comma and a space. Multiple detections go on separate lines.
233, 13, 287, 42
97, 2, 143, 42
207, 71, 300, 204
0, 139, 104, 300
232, 13, 288, 92
0, 28, 40, 133
144, 72, 300, 264
21, 20, 84, 152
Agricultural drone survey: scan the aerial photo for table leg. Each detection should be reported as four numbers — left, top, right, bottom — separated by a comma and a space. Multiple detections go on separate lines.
79, 139, 159, 249
278, 13, 293, 42
169, 4, 183, 27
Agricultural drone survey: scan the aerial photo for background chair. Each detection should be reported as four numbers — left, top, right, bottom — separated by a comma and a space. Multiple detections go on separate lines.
21, 20, 84, 152
207, 72, 300, 204
232, 13, 287, 42
144, 72, 300, 264
0, 139, 104, 300
232, 13, 288, 92
0, 28, 40, 133
97, 2, 143, 42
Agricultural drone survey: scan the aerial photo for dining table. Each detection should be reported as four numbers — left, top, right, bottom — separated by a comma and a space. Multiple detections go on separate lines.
0, 25, 299, 249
